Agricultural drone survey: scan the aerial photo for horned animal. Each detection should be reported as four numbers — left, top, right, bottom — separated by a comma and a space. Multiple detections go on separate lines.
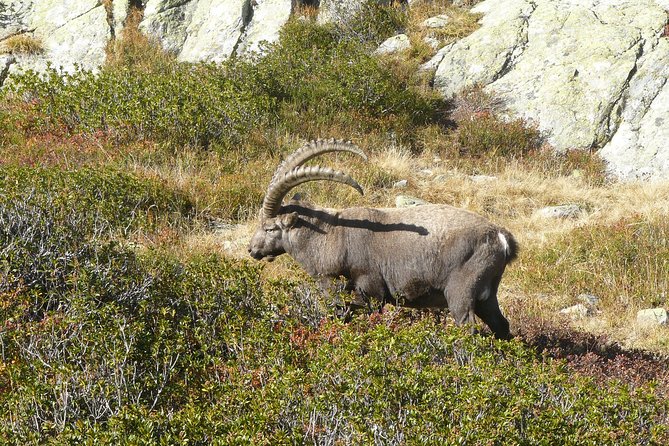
248, 139, 518, 339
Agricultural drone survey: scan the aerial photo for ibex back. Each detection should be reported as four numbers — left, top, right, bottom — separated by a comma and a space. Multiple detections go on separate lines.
248, 139, 517, 339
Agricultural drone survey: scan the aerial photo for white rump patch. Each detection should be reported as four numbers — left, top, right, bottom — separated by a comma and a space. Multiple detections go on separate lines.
498, 232, 510, 256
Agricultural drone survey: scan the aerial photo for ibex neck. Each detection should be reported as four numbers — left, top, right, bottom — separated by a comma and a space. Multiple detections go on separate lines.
282, 203, 345, 277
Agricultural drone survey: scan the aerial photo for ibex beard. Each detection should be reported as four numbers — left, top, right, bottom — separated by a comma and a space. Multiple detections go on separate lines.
249, 139, 518, 340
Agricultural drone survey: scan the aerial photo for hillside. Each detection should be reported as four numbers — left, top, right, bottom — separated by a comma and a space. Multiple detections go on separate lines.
1, 1, 668, 444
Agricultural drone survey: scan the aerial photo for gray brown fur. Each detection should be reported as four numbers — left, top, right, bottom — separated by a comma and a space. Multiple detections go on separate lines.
248, 140, 518, 339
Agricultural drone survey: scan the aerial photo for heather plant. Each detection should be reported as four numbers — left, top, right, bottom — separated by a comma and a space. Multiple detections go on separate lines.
6, 12, 443, 151
454, 114, 544, 158
245, 18, 443, 141
0, 166, 193, 233
341, 0, 409, 45
8, 63, 275, 149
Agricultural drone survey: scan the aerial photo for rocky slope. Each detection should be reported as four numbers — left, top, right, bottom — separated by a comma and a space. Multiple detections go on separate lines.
1, 0, 669, 179
432, 0, 669, 180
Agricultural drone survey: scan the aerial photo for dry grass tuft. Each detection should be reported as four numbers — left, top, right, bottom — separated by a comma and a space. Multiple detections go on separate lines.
1, 34, 45, 55
405, 0, 483, 61
105, 7, 176, 72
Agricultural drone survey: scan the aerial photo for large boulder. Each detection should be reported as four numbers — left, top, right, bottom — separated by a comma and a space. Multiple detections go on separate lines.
236, 0, 294, 56
141, 0, 293, 62
1, 0, 115, 75
317, 0, 364, 25
433, 0, 669, 179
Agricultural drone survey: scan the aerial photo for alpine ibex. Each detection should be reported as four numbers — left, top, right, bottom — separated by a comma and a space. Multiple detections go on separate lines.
248, 139, 518, 339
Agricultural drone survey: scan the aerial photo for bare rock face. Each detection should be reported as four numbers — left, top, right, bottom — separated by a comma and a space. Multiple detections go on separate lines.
433, 0, 669, 180
317, 0, 364, 25
236, 0, 294, 56
1, 0, 116, 75
140, 0, 293, 62
534, 204, 583, 220
0, 55, 15, 85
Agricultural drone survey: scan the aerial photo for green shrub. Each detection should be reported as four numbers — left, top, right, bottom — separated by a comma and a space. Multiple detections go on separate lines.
8, 64, 275, 149
6, 9, 443, 151
8, 315, 665, 445
242, 18, 442, 141
0, 166, 193, 233
0, 250, 272, 442
455, 114, 543, 158
0, 167, 193, 319
1, 239, 667, 444
342, 0, 409, 45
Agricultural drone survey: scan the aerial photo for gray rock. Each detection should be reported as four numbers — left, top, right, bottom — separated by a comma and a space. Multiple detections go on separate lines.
0, 0, 32, 41
142, 0, 292, 61
469, 174, 497, 183
419, 44, 451, 72
112, 0, 131, 36
140, 0, 197, 56
210, 220, 243, 232
0, 0, 112, 76
534, 204, 583, 219
598, 39, 669, 180
178, 0, 251, 62
577, 293, 600, 307
434, 0, 533, 98
236, 0, 293, 56
636, 308, 668, 326
374, 34, 411, 55
317, 0, 363, 25
392, 179, 408, 189
395, 195, 429, 207
432, 0, 669, 179
559, 303, 591, 319
423, 36, 441, 50
422, 15, 450, 29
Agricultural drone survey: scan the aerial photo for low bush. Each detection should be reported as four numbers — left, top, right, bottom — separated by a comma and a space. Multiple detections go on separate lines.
3, 308, 666, 444
454, 114, 543, 158
0, 167, 193, 319
0, 166, 193, 233
245, 18, 442, 141
6, 11, 443, 151
342, 0, 409, 45
8, 63, 275, 149
1, 203, 667, 443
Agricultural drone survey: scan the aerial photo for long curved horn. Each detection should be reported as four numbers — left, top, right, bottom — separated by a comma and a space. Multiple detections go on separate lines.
263, 166, 364, 218
269, 138, 367, 186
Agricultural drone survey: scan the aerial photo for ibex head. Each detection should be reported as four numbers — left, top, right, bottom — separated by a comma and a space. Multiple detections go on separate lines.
248, 139, 367, 262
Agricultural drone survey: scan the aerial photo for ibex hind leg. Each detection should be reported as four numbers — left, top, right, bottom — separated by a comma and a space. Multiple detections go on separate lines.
474, 275, 511, 340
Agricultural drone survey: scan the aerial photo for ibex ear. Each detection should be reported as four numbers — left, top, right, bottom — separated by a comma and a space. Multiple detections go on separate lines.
279, 212, 299, 229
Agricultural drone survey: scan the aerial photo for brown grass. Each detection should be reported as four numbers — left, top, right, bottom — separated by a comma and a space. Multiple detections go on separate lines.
105, 7, 176, 72
405, 0, 483, 61
1, 34, 44, 55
